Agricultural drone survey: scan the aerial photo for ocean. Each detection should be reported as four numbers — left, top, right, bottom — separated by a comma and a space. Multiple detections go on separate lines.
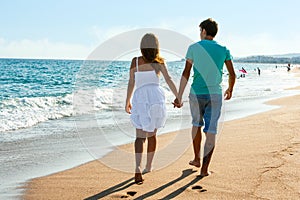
0, 58, 300, 199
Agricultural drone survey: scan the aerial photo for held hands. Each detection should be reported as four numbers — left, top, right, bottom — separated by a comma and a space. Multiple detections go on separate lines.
172, 98, 183, 108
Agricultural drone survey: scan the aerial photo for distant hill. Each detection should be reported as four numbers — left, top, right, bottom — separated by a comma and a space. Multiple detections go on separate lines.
270, 53, 300, 58
234, 53, 300, 64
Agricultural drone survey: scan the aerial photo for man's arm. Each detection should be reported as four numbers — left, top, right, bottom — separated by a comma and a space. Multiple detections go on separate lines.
224, 60, 236, 100
173, 59, 192, 107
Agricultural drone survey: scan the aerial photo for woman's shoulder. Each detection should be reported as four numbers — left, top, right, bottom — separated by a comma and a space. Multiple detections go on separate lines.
131, 56, 138, 62
130, 57, 140, 69
156, 61, 167, 73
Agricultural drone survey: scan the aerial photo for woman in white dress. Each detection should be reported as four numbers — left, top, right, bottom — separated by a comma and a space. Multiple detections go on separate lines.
125, 33, 179, 184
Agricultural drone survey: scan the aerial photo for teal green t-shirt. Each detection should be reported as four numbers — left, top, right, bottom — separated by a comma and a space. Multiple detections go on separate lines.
186, 40, 232, 94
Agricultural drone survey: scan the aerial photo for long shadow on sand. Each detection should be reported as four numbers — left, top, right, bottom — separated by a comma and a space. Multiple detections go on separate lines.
84, 177, 136, 200
158, 175, 205, 199
133, 169, 197, 200
84, 169, 197, 200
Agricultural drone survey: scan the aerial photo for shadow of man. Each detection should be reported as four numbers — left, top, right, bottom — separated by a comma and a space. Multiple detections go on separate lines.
159, 175, 205, 199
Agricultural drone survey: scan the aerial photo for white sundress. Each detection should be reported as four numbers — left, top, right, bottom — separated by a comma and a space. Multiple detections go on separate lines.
130, 57, 167, 132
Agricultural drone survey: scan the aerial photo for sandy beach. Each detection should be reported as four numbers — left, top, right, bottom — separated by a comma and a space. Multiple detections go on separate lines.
22, 85, 300, 200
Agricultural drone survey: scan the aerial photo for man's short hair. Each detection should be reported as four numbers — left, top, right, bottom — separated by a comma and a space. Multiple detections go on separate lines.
199, 18, 218, 37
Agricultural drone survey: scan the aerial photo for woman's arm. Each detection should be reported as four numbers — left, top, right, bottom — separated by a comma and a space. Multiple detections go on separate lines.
160, 63, 179, 99
125, 58, 136, 114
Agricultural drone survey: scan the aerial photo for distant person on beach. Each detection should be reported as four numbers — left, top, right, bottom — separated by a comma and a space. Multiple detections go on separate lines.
241, 67, 247, 73
240, 67, 247, 77
125, 33, 179, 184
173, 18, 236, 177
287, 63, 291, 72
257, 67, 261, 76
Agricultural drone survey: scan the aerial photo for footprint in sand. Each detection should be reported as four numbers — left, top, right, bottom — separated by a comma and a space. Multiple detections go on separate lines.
120, 191, 137, 198
192, 185, 202, 190
127, 191, 137, 196
192, 185, 207, 193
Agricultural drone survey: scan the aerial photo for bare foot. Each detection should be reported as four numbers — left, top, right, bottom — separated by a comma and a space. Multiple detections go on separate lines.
189, 160, 200, 168
134, 173, 144, 185
142, 167, 153, 174
199, 171, 212, 178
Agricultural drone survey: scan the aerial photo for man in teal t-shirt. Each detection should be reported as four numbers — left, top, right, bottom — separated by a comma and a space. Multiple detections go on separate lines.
173, 18, 236, 177
186, 39, 232, 94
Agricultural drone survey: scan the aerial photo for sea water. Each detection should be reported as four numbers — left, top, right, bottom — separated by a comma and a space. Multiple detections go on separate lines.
0, 58, 299, 199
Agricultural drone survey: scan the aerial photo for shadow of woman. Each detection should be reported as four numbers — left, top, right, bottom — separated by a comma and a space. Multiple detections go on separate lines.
84, 168, 197, 200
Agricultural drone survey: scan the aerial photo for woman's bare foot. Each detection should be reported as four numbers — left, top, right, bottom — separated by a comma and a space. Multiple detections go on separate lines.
142, 167, 153, 174
134, 173, 144, 185
189, 159, 200, 168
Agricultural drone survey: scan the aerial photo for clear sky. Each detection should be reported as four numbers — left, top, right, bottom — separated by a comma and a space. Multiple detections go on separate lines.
1, 0, 299, 60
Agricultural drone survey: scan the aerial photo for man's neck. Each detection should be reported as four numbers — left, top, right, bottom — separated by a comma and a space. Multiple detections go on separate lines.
204, 36, 214, 40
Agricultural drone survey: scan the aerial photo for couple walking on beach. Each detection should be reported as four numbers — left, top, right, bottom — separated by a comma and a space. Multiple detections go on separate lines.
125, 18, 236, 184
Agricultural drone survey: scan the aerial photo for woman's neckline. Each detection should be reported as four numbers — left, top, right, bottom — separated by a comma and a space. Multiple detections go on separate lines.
135, 70, 156, 73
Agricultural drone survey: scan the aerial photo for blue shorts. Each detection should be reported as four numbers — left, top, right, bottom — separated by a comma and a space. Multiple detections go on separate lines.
189, 94, 222, 134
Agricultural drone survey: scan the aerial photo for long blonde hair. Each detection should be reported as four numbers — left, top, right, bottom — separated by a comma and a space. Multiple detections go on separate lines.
140, 33, 164, 73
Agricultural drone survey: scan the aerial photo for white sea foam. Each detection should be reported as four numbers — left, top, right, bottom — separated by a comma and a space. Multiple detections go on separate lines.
0, 88, 128, 132
0, 95, 73, 132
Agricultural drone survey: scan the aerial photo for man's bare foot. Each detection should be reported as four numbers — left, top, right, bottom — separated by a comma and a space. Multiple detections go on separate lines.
199, 171, 212, 178
189, 160, 200, 168
134, 173, 144, 185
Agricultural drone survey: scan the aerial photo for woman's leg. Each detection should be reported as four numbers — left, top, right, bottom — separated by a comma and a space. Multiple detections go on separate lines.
135, 129, 145, 183
145, 129, 157, 172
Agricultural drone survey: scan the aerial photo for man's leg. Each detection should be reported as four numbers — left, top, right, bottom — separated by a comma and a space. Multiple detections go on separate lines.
200, 94, 221, 176
189, 126, 202, 167
200, 132, 216, 176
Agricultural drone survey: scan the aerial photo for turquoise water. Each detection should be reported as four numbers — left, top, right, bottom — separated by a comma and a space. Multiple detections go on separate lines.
0, 58, 299, 134
0, 59, 131, 132
0, 59, 80, 100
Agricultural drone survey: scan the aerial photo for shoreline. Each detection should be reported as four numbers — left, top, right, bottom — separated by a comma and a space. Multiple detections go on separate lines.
22, 91, 300, 199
